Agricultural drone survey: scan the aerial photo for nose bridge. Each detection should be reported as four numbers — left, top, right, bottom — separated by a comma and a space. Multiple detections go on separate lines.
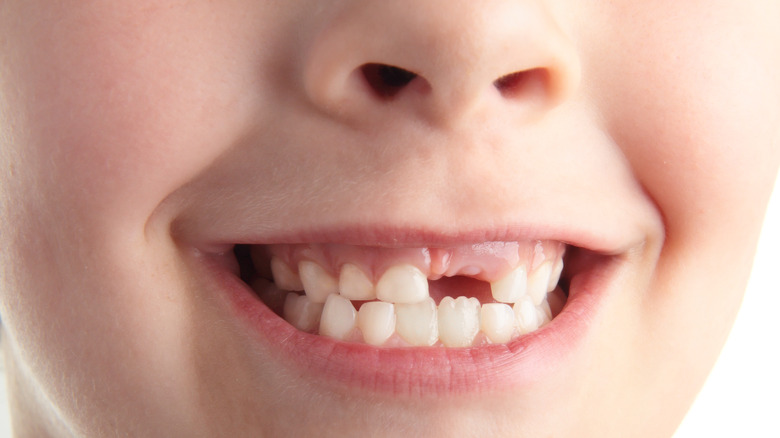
302, 0, 581, 127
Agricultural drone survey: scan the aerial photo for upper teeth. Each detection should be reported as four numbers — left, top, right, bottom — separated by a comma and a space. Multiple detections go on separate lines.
527, 260, 554, 306
375, 264, 429, 304
338, 263, 376, 300
489, 265, 527, 303
251, 241, 566, 347
298, 260, 339, 303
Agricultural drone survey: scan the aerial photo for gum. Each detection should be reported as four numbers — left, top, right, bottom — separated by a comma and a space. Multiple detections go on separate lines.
257, 240, 566, 282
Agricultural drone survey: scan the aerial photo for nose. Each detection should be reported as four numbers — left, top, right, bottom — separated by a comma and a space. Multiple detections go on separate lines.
302, 0, 581, 128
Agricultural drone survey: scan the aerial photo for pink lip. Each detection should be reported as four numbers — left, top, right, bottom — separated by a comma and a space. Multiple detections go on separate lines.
191, 240, 619, 396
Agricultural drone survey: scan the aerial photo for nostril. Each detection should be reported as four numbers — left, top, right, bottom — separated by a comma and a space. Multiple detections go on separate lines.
493, 68, 549, 100
360, 63, 418, 99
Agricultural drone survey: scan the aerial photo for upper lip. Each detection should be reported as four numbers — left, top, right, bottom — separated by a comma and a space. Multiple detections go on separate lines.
177, 222, 642, 258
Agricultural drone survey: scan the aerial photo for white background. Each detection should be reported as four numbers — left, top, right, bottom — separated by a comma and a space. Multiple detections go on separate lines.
1, 176, 779, 437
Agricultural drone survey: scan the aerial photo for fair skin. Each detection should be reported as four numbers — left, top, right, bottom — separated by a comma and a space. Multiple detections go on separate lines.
1, 1, 779, 437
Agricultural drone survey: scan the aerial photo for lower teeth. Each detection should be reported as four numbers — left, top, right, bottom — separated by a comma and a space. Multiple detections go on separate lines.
253, 281, 564, 348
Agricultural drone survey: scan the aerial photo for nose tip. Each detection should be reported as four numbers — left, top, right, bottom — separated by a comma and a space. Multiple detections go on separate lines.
302, 0, 581, 128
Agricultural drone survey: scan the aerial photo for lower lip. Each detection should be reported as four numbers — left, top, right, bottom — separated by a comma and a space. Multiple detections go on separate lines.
196, 250, 613, 396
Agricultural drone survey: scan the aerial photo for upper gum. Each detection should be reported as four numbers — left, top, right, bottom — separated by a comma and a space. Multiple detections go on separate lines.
260, 240, 566, 283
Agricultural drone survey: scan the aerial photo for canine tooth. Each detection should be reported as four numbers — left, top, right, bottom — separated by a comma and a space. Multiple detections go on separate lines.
480, 303, 515, 344
490, 266, 527, 303
339, 264, 376, 300
527, 261, 553, 306
270, 257, 304, 291
299, 260, 338, 303
438, 297, 480, 347
376, 264, 429, 304
514, 296, 541, 334
358, 302, 396, 346
319, 294, 356, 340
548, 257, 564, 292
283, 293, 324, 332
395, 298, 438, 346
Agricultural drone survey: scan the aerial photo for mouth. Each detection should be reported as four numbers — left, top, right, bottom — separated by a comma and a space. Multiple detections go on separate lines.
189, 230, 620, 395
237, 241, 568, 347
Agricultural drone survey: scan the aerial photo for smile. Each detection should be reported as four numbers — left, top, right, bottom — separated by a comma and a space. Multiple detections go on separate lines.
186, 226, 624, 395
238, 241, 567, 347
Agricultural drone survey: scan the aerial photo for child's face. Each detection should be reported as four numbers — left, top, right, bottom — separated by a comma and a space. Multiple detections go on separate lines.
1, 1, 779, 436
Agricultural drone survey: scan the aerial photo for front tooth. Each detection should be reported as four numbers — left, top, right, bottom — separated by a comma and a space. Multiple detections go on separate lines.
375, 264, 429, 304
283, 293, 324, 332
395, 297, 438, 346
514, 296, 541, 334
480, 303, 516, 344
548, 257, 564, 292
319, 294, 357, 340
339, 264, 376, 300
358, 302, 396, 346
270, 257, 304, 291
299, 260, 338, 303
527, 261, 553, 305
438, 296, 480, 347
490, 266, 527, 303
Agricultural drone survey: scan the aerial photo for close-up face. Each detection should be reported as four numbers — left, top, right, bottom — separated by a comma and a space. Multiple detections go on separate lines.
1, 1, 779, 436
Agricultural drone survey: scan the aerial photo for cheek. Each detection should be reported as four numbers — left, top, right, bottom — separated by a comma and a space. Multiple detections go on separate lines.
592, 2, 780, 244
585, 2, 780, 420
0, 2, 265, 431
1, 1, 263, 236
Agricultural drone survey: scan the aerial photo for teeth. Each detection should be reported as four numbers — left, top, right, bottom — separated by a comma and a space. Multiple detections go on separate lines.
395, 297, 438, 346
480, 303, 516, 344
263, 251, 566, 347
438, 296, 480, 347
548, 257, 564, 292
319, 294, 357, 340
338, 263, 376, 300
527, 260, 553, 306
299, 260, 339, 303
357, 302, 396, 346
283, 293, 324, 332
375, 264, 429, 304
489, 266, 527, 303
514, 296, 541, 334
270, 257, 304, 291
538, 299, 553, 322
535, 306, 551, 327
